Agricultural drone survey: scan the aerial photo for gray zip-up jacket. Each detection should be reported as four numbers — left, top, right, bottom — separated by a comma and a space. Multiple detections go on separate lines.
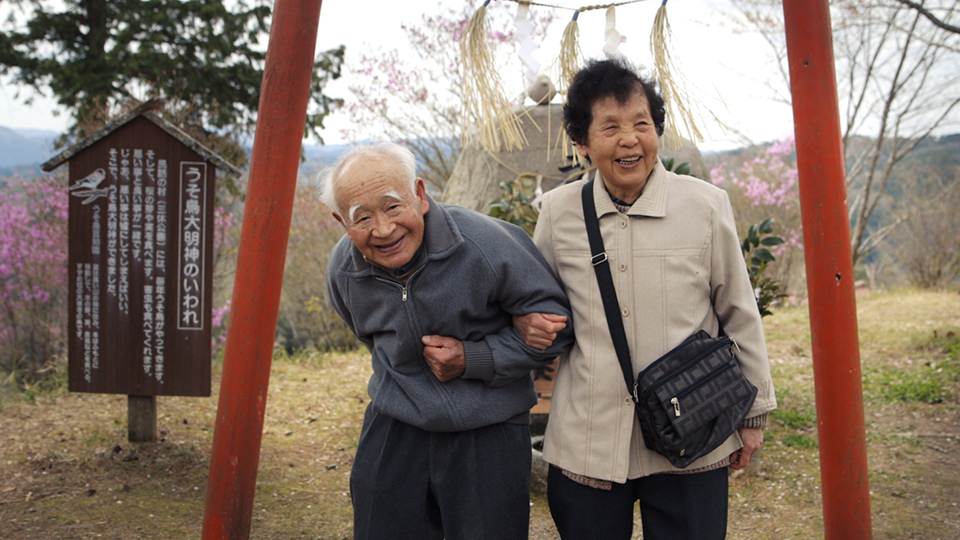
326, 196, 574, 432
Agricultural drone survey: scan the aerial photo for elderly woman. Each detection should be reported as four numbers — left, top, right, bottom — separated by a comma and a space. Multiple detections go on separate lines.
518, 59, 777, 539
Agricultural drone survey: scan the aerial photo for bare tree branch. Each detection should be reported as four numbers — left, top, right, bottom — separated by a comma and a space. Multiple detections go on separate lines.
728, 0, 960, 266
892, 0, 960, 34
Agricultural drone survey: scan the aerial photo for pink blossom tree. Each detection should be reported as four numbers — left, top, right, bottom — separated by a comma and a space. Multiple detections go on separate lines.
0, 172, 248, 375
0, 175, 69, 385
209, 204, 241, 358
341, 2, 555, 191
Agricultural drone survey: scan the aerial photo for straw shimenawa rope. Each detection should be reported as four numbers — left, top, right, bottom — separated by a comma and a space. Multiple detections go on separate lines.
650, 0, 703, 150
463, 0, 702, 156
509, 0, 642, 11
461, 0, 528, 153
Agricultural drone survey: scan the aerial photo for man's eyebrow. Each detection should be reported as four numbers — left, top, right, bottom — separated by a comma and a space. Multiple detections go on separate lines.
347, 203, 365, 223
381, 190, 404, 202
347, 190, 407, 223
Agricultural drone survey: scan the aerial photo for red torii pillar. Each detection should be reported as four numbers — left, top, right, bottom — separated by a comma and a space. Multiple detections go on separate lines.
201, 0, 324, 538
782, 1, 873, 539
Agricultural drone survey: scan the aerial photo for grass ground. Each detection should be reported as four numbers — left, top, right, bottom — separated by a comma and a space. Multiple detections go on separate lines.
1, 289, 958, 539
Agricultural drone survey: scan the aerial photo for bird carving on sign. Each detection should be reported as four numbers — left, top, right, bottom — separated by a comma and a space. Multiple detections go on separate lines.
69, 168, 106, 191
69, 168, 109, 204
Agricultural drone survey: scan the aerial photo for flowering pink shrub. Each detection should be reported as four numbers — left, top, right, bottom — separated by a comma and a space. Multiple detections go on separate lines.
213, 206, 236, 257
0, 176, 69, 384
711, 137, 804, 294
211, 299, 231, 357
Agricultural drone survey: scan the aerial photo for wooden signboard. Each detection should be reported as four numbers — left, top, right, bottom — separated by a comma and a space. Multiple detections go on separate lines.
63, 115, 215, 397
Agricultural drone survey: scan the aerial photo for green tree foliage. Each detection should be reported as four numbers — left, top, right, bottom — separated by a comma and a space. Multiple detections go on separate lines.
660, 156, 692, 177
489, 177, 540, 237
0, 0, 344, 161
740, 218, 787, 317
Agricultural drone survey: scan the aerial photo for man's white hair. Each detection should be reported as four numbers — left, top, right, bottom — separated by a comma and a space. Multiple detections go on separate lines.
318, 142, 418, 219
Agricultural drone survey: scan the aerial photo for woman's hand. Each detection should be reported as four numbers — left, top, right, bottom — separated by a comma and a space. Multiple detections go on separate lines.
513, 313, 568, 350
730, 427, 764, 470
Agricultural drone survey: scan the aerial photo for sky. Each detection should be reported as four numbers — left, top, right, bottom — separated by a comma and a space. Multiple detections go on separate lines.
0, 0, 796, 152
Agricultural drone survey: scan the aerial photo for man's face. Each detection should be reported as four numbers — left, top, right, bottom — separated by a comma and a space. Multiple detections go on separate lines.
577, 90, 660, 203
332, 157, 429, 270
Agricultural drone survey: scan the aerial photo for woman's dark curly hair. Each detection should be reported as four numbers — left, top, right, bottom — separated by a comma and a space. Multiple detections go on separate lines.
563, 58, 666, 147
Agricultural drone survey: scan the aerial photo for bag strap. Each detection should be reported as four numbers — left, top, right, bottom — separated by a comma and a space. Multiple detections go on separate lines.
581, 180, 636, 397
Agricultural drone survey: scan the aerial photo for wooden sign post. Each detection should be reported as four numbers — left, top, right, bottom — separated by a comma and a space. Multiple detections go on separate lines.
43, 104, 240, 441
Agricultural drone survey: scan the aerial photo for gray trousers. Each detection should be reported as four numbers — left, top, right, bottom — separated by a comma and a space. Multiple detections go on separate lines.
350, 407, 532, 540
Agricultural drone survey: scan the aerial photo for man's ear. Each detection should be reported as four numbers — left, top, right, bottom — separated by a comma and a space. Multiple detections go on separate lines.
415, 178, 430, 215
332, 212, 347, 228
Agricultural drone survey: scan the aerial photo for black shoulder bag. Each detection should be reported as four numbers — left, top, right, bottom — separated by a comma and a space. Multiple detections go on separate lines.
581, 180, 758, 469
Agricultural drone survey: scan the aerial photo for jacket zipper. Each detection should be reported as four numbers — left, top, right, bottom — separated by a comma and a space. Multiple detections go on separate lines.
373, 264, 426, 302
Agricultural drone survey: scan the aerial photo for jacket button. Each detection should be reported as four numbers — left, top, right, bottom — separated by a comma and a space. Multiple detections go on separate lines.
619, 263, 627, 272
619, 220, 627, 229
624, 397, 632, 405
621, 308, 629, 317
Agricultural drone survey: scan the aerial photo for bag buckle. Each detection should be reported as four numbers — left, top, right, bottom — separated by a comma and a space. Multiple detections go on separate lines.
591, 252, 608, 266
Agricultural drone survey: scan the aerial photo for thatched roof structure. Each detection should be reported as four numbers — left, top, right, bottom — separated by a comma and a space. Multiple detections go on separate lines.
442, 103, 710, 212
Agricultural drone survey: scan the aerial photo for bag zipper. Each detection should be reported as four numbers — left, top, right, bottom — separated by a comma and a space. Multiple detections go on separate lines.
642, 337, 731, 398
669, 361, 736, 417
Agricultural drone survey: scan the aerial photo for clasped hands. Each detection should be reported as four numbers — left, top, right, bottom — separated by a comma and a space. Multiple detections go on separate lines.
421, 313, 568, 382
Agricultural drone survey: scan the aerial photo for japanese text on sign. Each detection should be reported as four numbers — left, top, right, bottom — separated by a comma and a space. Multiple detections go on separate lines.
177, 162, 207, 332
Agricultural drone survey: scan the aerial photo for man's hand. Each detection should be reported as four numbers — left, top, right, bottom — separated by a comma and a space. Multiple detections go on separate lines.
513, 313, 568, 350
730, 427, 764, 470
421, 335, 466, 382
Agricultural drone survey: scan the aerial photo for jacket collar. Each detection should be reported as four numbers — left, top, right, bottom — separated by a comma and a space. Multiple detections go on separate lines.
342, 193, 463, 276
592, 159, 668, 219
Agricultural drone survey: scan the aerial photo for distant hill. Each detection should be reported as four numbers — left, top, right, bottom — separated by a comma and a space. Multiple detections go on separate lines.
4, 123, 956, 203
0, 124, 354, 180
299, 143, 353, 180
703, 133, 960, 179
298, 138, 458, 182
0, 127, 59, 175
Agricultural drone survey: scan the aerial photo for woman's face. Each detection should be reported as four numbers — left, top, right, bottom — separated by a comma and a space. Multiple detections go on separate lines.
576, 90, 660, 203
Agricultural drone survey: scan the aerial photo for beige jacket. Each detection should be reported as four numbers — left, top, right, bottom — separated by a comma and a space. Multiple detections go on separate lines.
534, 164, 777, 483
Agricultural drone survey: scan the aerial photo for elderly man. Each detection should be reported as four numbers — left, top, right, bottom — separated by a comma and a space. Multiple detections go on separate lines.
320, 142, 573, 540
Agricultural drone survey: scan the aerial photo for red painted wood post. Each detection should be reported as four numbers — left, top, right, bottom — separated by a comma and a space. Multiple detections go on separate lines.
781, 1, 873, 538
201, 0, 324, 538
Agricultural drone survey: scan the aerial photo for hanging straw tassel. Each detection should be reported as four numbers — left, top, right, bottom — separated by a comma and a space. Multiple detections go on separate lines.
461, 0, 526, 153
557, 11, 584, 168
558, 11, 583, 94
650, 0, 703, 150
